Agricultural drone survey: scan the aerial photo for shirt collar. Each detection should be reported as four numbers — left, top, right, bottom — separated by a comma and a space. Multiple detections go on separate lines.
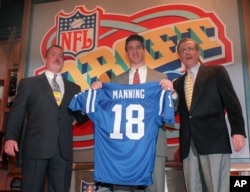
188, 63, 200, 76
130, 65, 147, 72
45, 70, 62, 79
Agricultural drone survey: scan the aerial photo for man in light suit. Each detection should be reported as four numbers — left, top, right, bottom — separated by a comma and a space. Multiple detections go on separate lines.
4, 45, 86, 192
92, 34, 177, 192
173, 37, 246, 192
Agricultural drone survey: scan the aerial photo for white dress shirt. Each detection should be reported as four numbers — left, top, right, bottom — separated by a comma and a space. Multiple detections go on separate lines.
45, 70, 65, 97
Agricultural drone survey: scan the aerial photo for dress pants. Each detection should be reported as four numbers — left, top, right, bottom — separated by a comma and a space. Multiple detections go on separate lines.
22, 148, 72, 192
147, 156, 166, 192
182, 141, 230, 192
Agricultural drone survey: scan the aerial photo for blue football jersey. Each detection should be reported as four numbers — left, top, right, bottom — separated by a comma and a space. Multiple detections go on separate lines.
69, 82, 175, 186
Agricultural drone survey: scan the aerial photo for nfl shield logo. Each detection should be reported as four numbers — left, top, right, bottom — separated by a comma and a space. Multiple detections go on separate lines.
56, 7, 98, 57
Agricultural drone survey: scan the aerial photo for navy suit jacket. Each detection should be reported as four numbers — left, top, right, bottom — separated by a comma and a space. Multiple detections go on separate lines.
4, 73, 80, 161
173, 65, 246, 160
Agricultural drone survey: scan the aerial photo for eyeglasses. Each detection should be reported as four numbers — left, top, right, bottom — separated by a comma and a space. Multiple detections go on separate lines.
179, 47, 196, 54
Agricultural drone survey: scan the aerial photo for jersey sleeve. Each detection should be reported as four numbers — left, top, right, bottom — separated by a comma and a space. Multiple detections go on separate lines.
69, 92, 85, 112
162, 90, 175, 124
69, 89, 98, 114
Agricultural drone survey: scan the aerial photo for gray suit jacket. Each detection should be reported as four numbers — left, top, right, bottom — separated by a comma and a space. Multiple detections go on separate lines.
4, 73, 80, 161
112, 67, 168, 157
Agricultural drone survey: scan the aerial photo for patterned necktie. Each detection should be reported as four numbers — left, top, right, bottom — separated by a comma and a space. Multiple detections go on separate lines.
185, 71, 193, 111
52, 74, 61, 105
133, 69, 140, 84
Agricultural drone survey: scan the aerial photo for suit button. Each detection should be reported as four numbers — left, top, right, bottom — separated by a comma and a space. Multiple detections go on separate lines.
189, 115, 192, 119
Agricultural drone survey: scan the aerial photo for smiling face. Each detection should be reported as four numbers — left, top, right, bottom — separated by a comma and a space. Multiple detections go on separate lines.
125, 39, 145, 68
178, 40, 200, 70
44, 46, 64, 74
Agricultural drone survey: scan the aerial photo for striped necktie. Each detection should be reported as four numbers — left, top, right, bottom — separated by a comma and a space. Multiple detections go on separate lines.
185, 71, 193, 111
52, 74, 61, 105
133, 69, 140, 84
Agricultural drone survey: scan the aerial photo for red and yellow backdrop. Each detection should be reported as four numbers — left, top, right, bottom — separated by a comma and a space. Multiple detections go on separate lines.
26, 0, 250, 162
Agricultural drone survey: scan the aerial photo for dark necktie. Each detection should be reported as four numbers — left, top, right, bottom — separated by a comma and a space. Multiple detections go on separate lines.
133, 69, 140, 84
52, 74, 61, 105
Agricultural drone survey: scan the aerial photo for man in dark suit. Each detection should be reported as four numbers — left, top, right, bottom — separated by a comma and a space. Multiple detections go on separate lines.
92, 34, 177, 192
4, 45, 83, 192
173, 37, 246, 192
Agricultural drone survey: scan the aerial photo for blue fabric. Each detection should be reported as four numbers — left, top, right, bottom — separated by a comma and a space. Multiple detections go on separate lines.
69, 82, 175, 186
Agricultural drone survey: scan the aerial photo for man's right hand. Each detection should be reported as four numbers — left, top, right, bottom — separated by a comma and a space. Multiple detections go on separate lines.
4, 140, 19, 157
91, 81, 103, 89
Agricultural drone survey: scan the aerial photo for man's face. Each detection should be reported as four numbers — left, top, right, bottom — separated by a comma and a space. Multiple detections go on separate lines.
44, 47, 64, 73
178, 40, 200, 69
126, 40, 145, 67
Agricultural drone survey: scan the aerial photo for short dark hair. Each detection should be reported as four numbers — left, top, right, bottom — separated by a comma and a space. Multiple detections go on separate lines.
125, 34, 145, 51
177, 37, 200, 54
45, 45, 63, 57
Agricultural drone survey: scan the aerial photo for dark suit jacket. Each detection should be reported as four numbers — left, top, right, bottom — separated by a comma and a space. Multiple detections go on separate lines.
4, 73, 80, 161
173, 65, 246, 160
112, 67, 168, 157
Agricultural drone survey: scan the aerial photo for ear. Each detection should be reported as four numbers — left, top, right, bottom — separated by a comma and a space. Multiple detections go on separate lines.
43, 57, 47, 65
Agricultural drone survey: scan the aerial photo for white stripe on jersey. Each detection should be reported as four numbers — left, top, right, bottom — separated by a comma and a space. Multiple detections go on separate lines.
159, 90, 166, 115
91, 90, 97, 112
86, 89, 92, 113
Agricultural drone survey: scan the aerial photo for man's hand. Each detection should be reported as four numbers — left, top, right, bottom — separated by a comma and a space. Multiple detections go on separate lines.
159, 79, 175, 93
232, 134, 245, 152
91, 81, 103, 89
4, 140, 19, 157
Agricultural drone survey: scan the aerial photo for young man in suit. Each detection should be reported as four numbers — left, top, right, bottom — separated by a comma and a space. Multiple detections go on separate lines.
91, 34, 177, 192
4, 45, 85, 192
173, 37, 246, 192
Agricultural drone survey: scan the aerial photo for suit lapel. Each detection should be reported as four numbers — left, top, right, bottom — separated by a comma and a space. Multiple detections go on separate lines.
146, 68, 157, 82
190, 65, 209, 112
113, 71, 129, 83
61, 79, 70, 106
39, 73, 59, 106
177, 74, 187, 109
